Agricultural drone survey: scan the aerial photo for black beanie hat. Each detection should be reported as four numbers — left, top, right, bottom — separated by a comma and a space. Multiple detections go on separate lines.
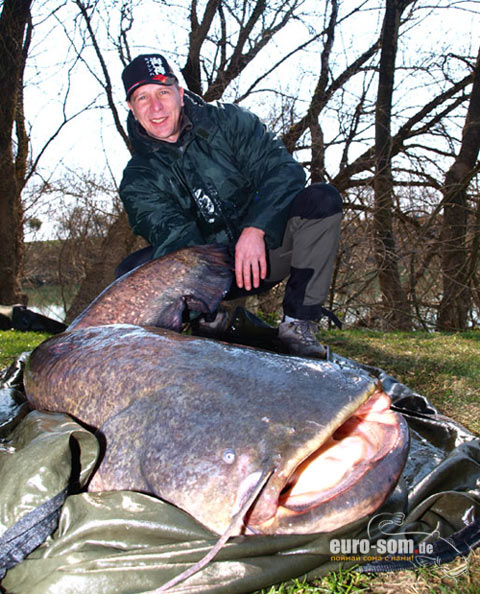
122, 54, 178, 100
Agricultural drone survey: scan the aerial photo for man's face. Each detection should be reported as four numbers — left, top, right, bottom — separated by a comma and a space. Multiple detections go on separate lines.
128, 83, 185, 143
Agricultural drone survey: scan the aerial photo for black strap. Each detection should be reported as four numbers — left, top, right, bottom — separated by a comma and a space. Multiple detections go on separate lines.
318, 306, 343, 329
0, 487, 68, 579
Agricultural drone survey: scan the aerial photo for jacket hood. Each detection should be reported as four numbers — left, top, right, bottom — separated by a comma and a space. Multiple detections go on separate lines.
127, 90, 215, 156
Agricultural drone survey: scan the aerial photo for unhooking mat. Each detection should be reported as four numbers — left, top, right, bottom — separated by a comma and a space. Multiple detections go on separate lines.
1, 323, 480, 593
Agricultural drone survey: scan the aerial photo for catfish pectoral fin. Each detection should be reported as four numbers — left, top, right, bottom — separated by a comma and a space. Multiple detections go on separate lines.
180, 244, 233, 313
150, 299, 187, 333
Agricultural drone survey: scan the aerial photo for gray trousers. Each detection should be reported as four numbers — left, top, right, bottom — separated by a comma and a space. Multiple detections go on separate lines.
228, 183, 343, 322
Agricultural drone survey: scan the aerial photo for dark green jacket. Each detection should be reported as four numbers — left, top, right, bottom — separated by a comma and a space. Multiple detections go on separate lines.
119, 91, 306, 259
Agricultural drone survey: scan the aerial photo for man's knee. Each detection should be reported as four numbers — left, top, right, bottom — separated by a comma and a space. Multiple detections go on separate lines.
115, 246, 153, 279
289, 183, 343, 220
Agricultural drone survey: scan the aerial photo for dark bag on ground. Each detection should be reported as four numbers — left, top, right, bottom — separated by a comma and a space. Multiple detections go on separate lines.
0, 305, 66, 334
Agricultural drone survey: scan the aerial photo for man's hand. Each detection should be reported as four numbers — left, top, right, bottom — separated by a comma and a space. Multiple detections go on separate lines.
235, 227, 267, 290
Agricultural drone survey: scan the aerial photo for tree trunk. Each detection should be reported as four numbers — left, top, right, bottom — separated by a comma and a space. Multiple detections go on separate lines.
0, 0, 32, 304
437, 46, 480, 331
373, 0, 412, 329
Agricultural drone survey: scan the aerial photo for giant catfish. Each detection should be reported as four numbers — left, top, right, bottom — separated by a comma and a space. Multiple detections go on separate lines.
24, 245, 409, 538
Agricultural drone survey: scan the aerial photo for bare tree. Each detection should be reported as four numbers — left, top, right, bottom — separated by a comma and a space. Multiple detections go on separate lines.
437, 45, 480, 330
0, 0, 32, 303
183, 0, 308, 102
59, 0, 139, 321
282, 1, 382, 156
372, 0, 413, 330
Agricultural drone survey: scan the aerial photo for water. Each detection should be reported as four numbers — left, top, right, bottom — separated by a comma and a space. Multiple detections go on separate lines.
24, 284, 73, 323
28, 304, 66, 323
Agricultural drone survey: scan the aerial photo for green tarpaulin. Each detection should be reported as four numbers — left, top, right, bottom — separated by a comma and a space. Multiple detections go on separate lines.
1, 347, 479, 593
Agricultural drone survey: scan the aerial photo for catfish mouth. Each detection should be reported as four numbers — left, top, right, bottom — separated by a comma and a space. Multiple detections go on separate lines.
245, 389, 409, 534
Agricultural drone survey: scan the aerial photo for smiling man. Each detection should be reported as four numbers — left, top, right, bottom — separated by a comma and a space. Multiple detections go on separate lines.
128, 82, 184, 142
118, 53, 343, 358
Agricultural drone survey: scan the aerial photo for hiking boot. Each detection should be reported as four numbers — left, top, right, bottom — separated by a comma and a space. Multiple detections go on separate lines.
192, 308, 230, 338
278, 319, 327, 359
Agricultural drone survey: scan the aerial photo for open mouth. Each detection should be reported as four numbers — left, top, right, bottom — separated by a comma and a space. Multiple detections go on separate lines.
245, 390, 409, 534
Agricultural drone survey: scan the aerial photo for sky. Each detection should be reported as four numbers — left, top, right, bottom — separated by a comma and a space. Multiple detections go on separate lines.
21, 0, 480, 240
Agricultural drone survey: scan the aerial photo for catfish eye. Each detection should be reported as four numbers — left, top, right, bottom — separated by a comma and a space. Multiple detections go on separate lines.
223, 449, 236, 464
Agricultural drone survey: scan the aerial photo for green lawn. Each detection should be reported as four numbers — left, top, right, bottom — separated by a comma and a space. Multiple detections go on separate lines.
316, 329, 480, 436
0, 329, 51, 369
1, 328, 479, 593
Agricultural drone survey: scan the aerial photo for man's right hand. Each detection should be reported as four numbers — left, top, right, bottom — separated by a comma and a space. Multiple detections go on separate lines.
234, 227, 267, 291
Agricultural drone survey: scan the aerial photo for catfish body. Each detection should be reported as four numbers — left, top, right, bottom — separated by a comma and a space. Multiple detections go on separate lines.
24, 245, 409, 535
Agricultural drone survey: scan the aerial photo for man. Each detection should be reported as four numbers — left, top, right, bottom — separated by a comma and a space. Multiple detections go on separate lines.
118, 53, 343, 358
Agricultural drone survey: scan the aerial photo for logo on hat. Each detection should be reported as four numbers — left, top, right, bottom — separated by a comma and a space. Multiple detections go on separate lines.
146, 56, 168, 77
122, 53, 178, 100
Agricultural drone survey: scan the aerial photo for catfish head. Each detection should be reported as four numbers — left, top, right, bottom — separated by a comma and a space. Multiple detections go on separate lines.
243, 388, 409, 534
70, 326, 410, 537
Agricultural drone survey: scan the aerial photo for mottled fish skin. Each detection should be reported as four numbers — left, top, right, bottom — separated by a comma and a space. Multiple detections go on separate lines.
69, 244, 233, 332
24, 245, 409, 536
25, 324, 380, 535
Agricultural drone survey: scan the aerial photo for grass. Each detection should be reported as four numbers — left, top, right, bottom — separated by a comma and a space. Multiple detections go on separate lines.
258, 550, 480, 593
1, 328, 479, 593
316, 329, 480, 435
0, 329, 50, 368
